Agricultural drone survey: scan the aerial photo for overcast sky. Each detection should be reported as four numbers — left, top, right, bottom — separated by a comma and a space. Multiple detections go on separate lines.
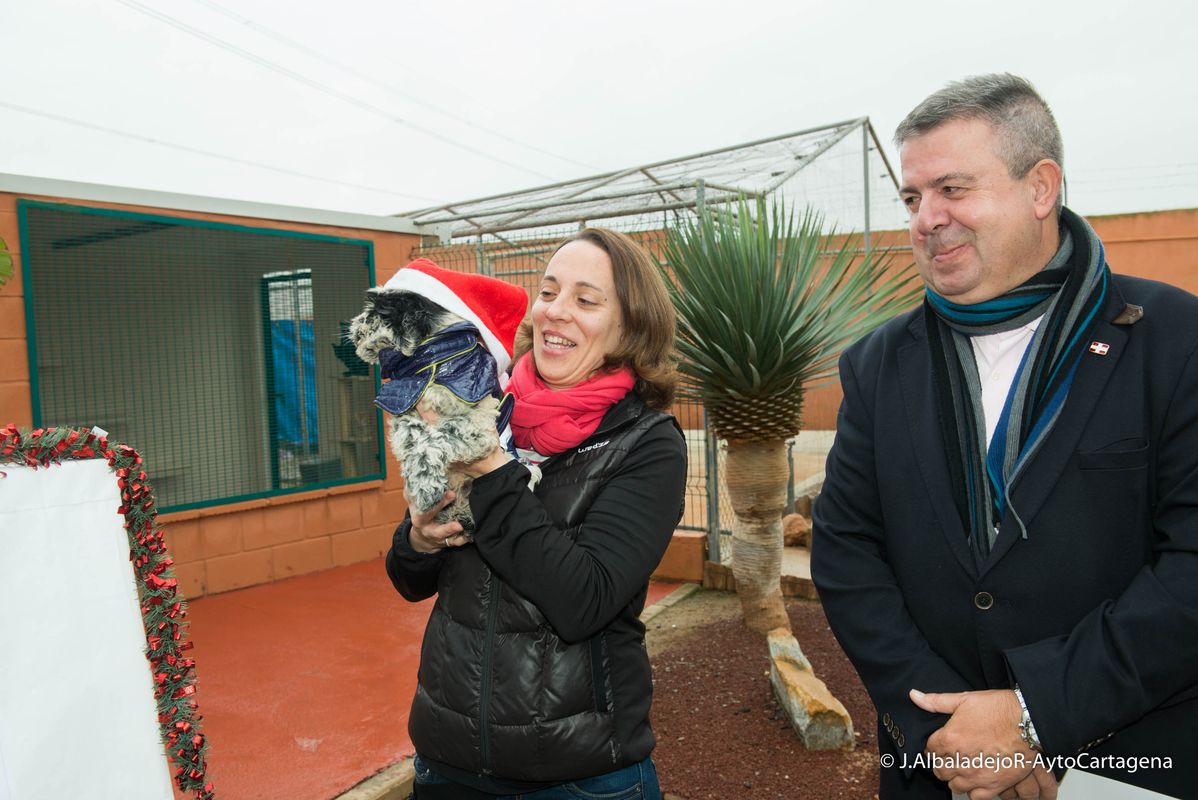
4, 0, 1197, 224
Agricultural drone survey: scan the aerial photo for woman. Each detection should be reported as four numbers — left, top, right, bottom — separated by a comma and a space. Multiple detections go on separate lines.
386, 227, 687, 799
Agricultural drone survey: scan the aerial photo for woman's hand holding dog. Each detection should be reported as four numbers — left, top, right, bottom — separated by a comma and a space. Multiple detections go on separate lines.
407, 489, 468, 553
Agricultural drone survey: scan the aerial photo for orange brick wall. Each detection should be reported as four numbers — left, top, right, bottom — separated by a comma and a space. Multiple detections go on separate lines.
160, 481, 409, 598
652, 531, 707, 582
0, 189, 420, 597
1088, 208, 1198, 294
0, 195, 31, 424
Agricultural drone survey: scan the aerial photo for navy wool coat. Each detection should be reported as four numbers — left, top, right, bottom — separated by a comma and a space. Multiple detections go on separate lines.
812, 273, 1198, 799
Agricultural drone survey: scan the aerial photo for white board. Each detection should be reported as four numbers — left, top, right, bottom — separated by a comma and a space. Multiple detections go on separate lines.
951, 765, 1177, 800
0, 459, 173, 800
1060, 768, 1178, 799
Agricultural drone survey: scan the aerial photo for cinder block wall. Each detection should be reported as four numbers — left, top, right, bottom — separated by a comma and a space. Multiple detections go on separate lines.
160, 476, 409, 597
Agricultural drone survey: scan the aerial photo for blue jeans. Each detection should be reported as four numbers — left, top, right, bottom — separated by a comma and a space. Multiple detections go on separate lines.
412, 754, 663, 799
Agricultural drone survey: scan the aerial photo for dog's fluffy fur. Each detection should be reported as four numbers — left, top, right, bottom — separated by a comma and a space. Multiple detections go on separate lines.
348, 289, 503, 530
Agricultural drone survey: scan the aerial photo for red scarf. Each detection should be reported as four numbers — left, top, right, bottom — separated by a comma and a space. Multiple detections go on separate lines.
507, 355, 635, 455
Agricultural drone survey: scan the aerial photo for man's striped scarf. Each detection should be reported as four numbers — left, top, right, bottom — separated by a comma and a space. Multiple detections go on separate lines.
924, 208, 1110, 568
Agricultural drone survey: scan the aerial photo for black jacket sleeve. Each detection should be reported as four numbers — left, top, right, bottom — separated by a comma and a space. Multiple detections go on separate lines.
467, 420, 687, 643
384, 513, 446, 601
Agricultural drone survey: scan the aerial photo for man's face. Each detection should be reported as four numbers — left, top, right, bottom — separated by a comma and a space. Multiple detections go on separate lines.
899, 117, 1052, 305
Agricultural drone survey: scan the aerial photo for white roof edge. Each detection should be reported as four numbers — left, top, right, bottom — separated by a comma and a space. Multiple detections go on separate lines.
0, 172, 453, 240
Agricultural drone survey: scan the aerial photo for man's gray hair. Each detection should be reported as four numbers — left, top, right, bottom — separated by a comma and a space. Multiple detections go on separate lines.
894, 73, 1064, 179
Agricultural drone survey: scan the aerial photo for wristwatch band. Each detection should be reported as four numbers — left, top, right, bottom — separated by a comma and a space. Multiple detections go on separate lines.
1013, 685, 1042, 751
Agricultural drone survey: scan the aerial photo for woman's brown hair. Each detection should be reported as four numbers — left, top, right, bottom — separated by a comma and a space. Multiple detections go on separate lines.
513, 227, 678, 410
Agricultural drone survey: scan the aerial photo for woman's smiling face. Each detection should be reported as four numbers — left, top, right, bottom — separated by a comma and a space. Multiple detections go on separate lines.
531, 239, 624, 390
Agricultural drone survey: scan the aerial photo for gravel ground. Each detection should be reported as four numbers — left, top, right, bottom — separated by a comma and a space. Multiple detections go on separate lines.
646, 589, 880, 800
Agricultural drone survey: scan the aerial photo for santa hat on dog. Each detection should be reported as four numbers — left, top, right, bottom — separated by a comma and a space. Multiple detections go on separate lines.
382, 258, 528, 378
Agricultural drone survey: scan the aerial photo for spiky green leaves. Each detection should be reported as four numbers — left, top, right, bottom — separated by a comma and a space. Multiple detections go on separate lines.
663, 195, 918, 440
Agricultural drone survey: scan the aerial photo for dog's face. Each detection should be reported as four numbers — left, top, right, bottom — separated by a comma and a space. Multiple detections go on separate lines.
347, 289, 463, 364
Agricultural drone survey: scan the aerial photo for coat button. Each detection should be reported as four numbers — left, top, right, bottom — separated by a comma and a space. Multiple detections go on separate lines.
974, 591, 994, 610
883, 712, 892, 726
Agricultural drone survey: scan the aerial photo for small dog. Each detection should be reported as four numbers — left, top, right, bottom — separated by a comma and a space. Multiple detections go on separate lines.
347, 259, 530, 533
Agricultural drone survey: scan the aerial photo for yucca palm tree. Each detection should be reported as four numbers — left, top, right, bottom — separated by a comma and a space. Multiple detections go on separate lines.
664, 195, 918, 634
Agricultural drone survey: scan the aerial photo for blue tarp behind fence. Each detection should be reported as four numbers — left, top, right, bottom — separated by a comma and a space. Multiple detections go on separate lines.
271, 319, 318, 446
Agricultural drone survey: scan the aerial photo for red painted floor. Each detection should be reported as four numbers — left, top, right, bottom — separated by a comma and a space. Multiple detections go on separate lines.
178, 558, 680, 800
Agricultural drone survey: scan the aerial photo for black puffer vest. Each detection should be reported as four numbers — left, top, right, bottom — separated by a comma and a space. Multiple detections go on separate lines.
408, 395, 675, 783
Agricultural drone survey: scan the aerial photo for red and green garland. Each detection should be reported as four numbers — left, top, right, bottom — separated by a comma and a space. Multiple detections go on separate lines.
0, 423, 215, 800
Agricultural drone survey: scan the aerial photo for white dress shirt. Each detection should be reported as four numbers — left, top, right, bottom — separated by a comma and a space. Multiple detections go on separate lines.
969, 317, 1043, 451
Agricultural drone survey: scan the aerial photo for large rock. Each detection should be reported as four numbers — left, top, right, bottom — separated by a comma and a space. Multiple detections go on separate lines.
768, 628, 854, 750
782, 513, 811, 548
703, 561, 819, 599
779, 574, 819, 600
791, 473, 824, 517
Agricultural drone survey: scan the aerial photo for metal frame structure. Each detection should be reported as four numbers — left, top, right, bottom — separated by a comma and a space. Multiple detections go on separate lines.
407, 118, 900, 243
406, 119, 903, 562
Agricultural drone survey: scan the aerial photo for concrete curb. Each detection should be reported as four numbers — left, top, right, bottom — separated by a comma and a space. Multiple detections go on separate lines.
639, 581, 701, 626
334, 758, 413, 800
332, 582, 701, 800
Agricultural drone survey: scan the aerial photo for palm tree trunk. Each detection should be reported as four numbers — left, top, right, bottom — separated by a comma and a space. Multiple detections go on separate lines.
724, 439, 792, 634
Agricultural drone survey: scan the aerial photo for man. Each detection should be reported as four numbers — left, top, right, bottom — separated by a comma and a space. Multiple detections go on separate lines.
812, 73, 1198, 800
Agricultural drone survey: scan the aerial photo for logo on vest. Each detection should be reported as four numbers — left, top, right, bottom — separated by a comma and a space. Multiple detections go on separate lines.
576, 440, 611, 454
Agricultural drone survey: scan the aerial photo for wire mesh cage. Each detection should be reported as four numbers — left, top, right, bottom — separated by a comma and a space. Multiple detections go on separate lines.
20, 201, 383, 512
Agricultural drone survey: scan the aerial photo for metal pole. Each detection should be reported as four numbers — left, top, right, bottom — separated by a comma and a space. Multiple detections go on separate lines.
697, 176, 718, 561
704, 409, 721, 563
476, 239, 491, 277
862, 122, 872, 258
448, 195, 741, 238
291, 276, 310, 456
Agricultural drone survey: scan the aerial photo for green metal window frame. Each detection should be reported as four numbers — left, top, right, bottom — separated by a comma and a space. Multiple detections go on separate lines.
18, 199, 387, 513
261, 269, 317, 492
